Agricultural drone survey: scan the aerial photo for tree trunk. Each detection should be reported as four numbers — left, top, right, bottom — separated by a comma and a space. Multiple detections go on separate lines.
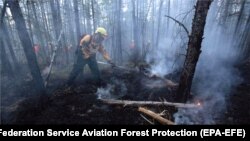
74, 0, 81, 40
8, 0, 45, 94
85, 0, 92, 33
240, 15, 250, 60
30, 1, 48, 62
1, 1, 19, 70
167, 0, 170, 31
234, 0, 246, 36
0, 34, 13, 77
2, 21, 20, 70
39, 1, 51, 46
91, 0, 96, 31
116, 0, 123, 64
155, 0, 164, 49
176, 0, 212, 103
50, 0, 68, 64
26, 1, 34, 45
64, 1, 75, 50
151, 0, 155, 51
81, 0, 87, 33
131, 0, 140, 64
50, 0, 62, 40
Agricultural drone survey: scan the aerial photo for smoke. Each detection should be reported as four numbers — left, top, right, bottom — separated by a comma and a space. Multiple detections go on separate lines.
41, 66, 50, 79
96, 84, 114, 99
146, 38, 180, 77
96, 79, 127, 99
141, 0, 243, 124
145, 0, 193, 78
174, 1, 243, 124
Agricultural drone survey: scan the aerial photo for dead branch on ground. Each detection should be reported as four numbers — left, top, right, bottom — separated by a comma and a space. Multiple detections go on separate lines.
101, 99, 199, 108
138, 107, 175, 125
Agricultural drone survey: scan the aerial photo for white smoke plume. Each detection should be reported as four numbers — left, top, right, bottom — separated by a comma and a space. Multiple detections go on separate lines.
174, 1, 243, 124
96, 79, 127, 100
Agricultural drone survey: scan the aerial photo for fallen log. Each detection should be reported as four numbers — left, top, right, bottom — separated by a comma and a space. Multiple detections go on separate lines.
101, 99, 199, 108
138, 107, 175, 125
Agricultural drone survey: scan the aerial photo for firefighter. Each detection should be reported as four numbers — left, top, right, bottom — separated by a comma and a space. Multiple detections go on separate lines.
67, 27, 115, 86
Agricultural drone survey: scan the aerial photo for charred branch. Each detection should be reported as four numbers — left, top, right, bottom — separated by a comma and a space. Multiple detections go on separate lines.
101, 99, 199, 108
164, 15, 189, 36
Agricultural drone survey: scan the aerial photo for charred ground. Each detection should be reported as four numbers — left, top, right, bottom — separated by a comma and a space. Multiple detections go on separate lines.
1, 60, 250, 125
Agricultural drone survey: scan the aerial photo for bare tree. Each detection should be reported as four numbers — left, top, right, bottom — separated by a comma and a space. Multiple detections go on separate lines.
155, 0, 164, 49
0, 32, 13, 77
176, 0, 213, 103
91, 0, 96, 31
116, 0, 123, 64
7, 0, 45, 93
74, 0, 81, 40
1, 1, 19, 70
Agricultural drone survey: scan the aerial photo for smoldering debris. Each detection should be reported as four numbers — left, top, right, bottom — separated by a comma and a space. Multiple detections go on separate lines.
96, 79, 127, 100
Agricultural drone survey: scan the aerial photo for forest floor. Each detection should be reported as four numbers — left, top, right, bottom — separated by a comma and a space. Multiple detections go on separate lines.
1, 60, 250, 125
223, 59, 250, 124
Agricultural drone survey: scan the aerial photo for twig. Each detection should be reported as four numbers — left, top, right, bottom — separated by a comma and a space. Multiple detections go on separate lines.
101, 99, 199, 108
138, 107, 175, 125
140, 114, 154, 125
165, 15, 189, 36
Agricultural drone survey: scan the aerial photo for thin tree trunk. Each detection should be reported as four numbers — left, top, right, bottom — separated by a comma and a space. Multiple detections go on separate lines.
74, 0, 81, 40
50, 0, 68, 65
176, 0, 213, 103
81, 0, 87, 33
91, 0, 96, 31
240, 15, 250, 60
155, 0, 164, 49
116, 0, 123, 64
30, 1, 47, 61
39, 1, 50, 41
0, 34, 13, 77
50, 0, 61, 40
220, 0, 230, 26
131, 0, 140, 63
8, 0, 45, 93
86, 0, 92, 33
1, 1, 19, 70
167, 0, 170, 31
65, 0, 76, 52
151, 0, 155, 50
26, 1, 34, 45
2, 21, 20, 70
234, 0, 246, 36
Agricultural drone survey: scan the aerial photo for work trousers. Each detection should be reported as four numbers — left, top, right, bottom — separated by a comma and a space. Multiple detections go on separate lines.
67, 51, 101, 85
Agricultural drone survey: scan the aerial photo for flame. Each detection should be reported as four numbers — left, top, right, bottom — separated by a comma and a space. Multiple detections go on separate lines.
197, 102, 201, 106
195, 100, 202, 107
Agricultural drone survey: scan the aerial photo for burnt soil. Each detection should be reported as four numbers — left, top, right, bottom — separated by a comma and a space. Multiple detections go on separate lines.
223, 60, 250, 124
1, 60, 250, 125
1, 68, 175, 125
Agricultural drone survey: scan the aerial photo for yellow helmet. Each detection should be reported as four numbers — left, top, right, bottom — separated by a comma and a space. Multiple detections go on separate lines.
95, 27, 108, 36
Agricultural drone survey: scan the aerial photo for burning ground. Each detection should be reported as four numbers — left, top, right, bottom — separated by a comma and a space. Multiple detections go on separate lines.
1, 59, 250, 125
